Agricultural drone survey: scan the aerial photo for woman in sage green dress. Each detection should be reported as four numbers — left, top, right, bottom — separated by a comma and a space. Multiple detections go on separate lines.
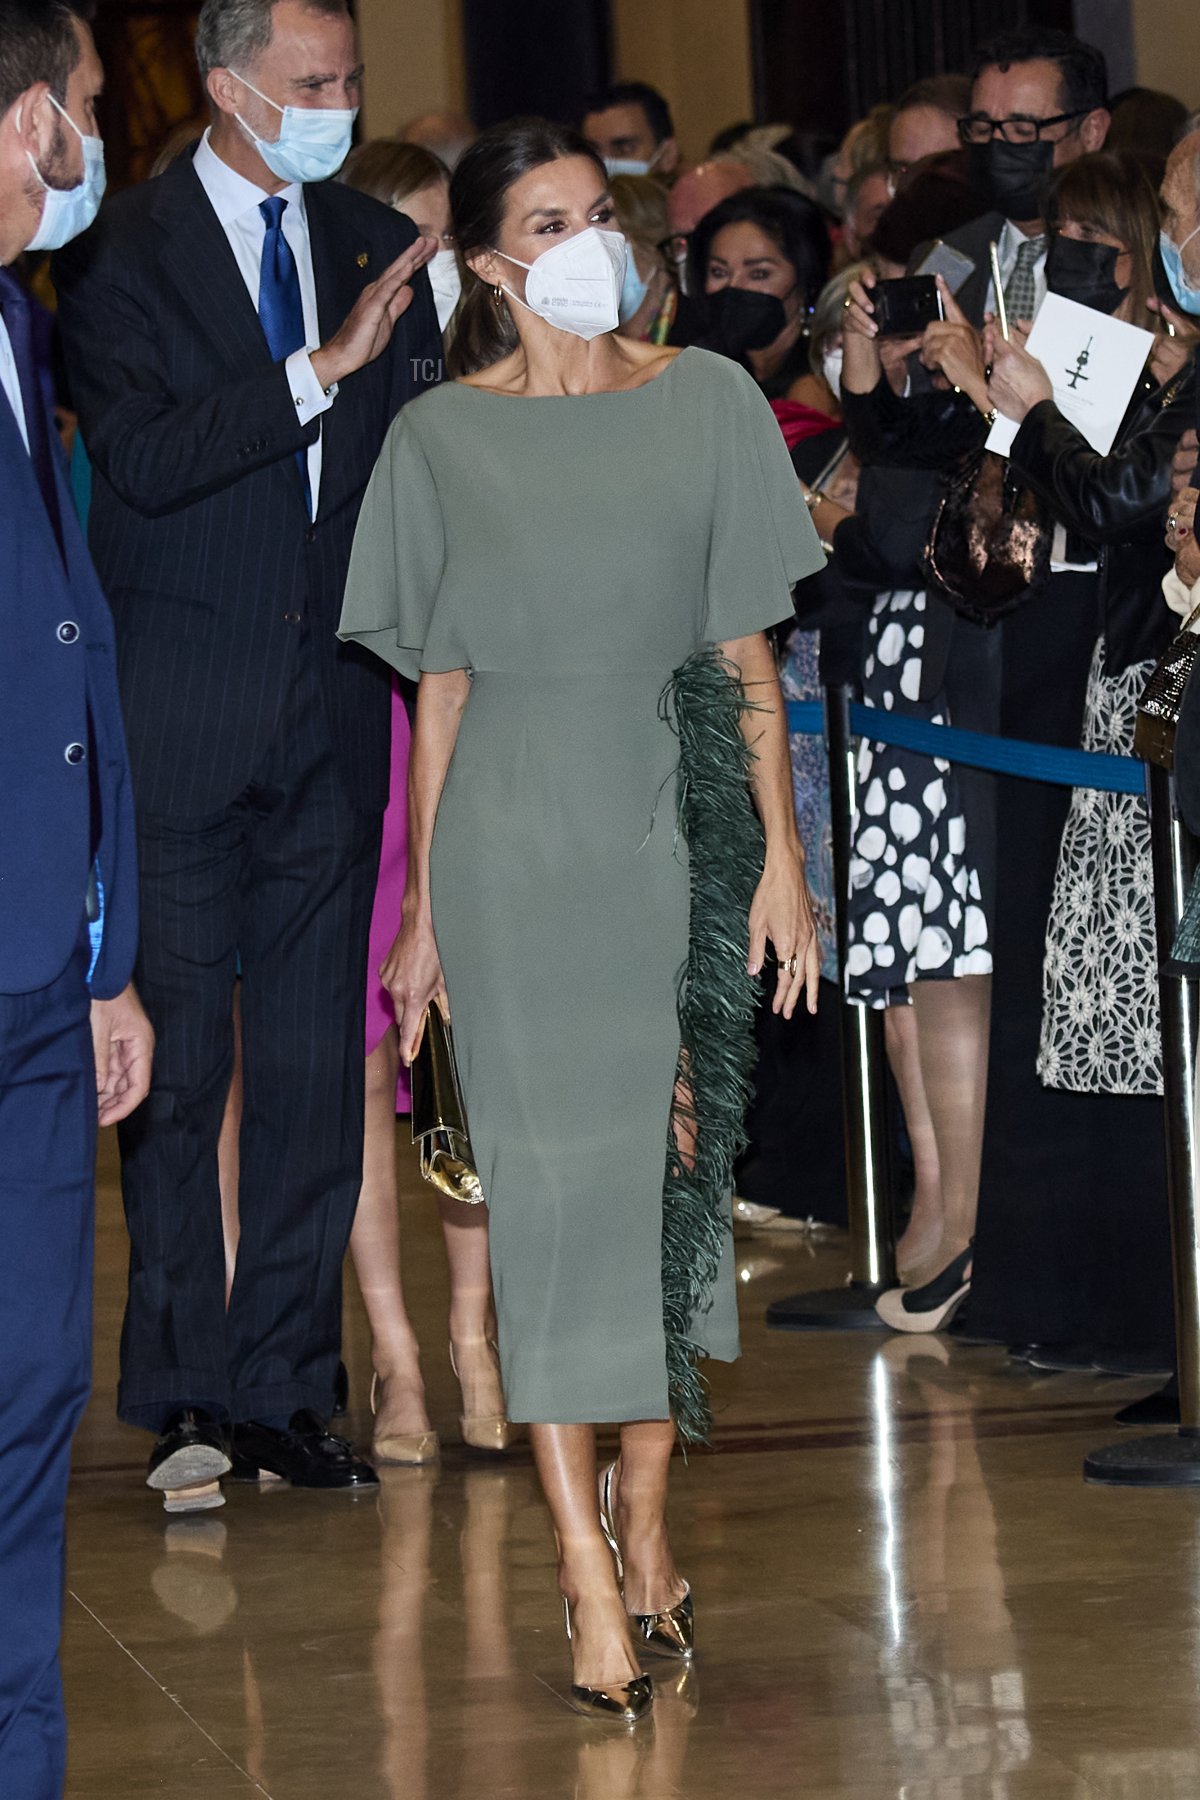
338, 119, 824, 1724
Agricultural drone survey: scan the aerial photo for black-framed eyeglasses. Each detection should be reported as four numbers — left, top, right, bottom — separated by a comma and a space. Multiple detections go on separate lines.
958, 108, 1089, 146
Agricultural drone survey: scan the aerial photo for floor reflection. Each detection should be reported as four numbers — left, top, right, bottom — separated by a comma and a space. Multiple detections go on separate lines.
872, 1338, 1028, 1796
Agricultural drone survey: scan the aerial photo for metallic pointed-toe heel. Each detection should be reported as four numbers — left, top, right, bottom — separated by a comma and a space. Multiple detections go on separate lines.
599, 1461, 624, 1572
369, 1374, 440, 1467
561, 1598, 654, 1723
635, 1584, 695, 1660
599, 1461, 694, 1660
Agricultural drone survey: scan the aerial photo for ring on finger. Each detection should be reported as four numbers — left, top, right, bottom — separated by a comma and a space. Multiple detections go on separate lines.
1169, 513, 1180, 532
782, 954, 798, 976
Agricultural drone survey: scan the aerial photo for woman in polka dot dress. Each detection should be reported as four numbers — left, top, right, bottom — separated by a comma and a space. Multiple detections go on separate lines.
847, 591, 990, 1003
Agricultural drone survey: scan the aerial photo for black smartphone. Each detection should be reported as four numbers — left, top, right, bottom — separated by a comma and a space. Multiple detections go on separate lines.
872, 276, 944, 338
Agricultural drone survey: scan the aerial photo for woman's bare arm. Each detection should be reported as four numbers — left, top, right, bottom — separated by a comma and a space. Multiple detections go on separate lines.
718, 631, 819, 1017
382, 667, 471, 1063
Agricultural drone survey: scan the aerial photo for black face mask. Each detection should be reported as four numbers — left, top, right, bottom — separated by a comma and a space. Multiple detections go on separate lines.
968, 138, 1054, 222
702, 287, 788, 360
1045, 234, 1128, 316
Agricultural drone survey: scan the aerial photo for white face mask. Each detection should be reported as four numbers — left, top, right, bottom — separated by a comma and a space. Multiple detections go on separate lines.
25, 94, 106, 252
232, 70, 357, 185
497, 226, 627, 340
427, 245, 462, 331
821, 345, 843, 400
604, 142, 665, 181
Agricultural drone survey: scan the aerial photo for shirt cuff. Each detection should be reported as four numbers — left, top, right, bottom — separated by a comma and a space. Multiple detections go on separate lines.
285, 349, 338, 422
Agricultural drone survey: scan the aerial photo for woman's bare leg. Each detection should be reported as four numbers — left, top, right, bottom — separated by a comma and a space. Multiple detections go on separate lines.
349, 1029, 432, 1436
440, 1193, 506, 1422
530, 1422, 643, 1689
884, 1002, 945, 1280
610, 1419, 686, 1616
218, 986, 243, 1305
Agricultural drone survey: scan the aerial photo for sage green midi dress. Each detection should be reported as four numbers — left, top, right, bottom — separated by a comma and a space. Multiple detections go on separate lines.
338, 347, 823, 1428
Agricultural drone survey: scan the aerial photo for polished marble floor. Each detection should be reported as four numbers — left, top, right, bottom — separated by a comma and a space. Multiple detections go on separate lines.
66, 1133, 1200, 1798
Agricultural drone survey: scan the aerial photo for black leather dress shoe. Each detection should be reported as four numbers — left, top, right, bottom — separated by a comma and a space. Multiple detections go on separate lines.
146, 1408, 231, 1513
230, 1410, 379, 1489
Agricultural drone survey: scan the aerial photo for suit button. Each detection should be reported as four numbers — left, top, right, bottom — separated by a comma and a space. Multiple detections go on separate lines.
57, 621, 79, 643
65, 742, 86, 764
305, 526, 317, 544
283, 610, 301, 624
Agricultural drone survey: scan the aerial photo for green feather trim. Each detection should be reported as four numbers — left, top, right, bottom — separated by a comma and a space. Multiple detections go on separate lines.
659, 648, 765, 1444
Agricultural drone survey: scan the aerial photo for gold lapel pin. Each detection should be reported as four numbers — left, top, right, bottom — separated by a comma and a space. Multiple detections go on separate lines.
356, 252, 369, 268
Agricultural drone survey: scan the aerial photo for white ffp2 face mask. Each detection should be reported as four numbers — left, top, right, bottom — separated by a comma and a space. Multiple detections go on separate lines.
497, 226, 627, 340
427, 246, 462, 331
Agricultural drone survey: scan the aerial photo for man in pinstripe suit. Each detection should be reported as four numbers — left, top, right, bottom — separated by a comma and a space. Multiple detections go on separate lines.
54, 0, 443, 1507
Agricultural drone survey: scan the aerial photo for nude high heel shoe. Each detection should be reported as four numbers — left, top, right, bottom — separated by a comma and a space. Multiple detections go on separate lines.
450, 1341, 516, 1452
369, 1373, 440, 1467
599, 1461, 696, 1661
561, 1598, 654, 1723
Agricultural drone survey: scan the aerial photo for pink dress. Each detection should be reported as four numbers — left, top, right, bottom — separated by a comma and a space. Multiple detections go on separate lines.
366, 679, 412, 1109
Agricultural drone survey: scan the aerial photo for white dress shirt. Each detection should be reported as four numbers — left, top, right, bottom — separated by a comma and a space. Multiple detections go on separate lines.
0, 307, 29, 452
983, 216, 1049, 322
192, 128, 336, 514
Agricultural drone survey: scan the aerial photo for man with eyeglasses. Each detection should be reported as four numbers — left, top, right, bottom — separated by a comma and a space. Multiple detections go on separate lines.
932, 27, 1109, 328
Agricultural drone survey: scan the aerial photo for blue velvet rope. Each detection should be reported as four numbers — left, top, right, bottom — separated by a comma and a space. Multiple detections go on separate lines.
785, 699, 1147, 797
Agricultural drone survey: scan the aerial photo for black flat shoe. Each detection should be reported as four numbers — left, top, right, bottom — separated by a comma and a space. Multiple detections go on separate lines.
146, 1408, 231, 1514
230, 1410, 379, 1490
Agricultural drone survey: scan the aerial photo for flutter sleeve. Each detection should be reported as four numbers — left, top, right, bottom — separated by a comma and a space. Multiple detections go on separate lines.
338, 408, 464, 682
702, 357, 826, 644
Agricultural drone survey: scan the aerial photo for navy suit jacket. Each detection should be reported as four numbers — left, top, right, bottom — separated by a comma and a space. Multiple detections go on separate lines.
0, 374, 137, 999
53, 150, 442, 818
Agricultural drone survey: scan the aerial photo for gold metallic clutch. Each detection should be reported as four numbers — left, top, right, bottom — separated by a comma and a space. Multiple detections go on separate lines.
410, 1004, 484, 1204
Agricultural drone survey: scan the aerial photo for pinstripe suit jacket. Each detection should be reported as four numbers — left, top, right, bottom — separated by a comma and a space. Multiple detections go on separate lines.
53, 150, 442, 817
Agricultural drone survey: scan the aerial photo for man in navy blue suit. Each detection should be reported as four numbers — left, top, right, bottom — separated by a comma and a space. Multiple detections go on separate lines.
0, 5, 153, 1792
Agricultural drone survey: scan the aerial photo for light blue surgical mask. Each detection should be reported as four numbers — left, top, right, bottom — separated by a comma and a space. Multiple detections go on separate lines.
233, 70, 357, 185
605, 142, 665, 181
1160, 224, 1200, 315
618, 247, 649, 324
25, 94, 106, 252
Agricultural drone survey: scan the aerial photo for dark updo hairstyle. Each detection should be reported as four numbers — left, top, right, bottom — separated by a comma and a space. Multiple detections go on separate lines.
687, 186, 833, 323
448, 116, 609, 377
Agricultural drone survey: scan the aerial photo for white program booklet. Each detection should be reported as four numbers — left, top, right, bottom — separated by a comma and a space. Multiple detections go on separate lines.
986, 292, 1153, 458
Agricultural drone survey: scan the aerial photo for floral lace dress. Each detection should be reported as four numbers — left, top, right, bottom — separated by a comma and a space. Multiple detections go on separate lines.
1038, 638, 1162, 1096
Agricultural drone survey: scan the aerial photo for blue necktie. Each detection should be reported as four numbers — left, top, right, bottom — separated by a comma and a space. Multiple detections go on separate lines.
257, 196, 312, 517
0, 264, 64, 556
